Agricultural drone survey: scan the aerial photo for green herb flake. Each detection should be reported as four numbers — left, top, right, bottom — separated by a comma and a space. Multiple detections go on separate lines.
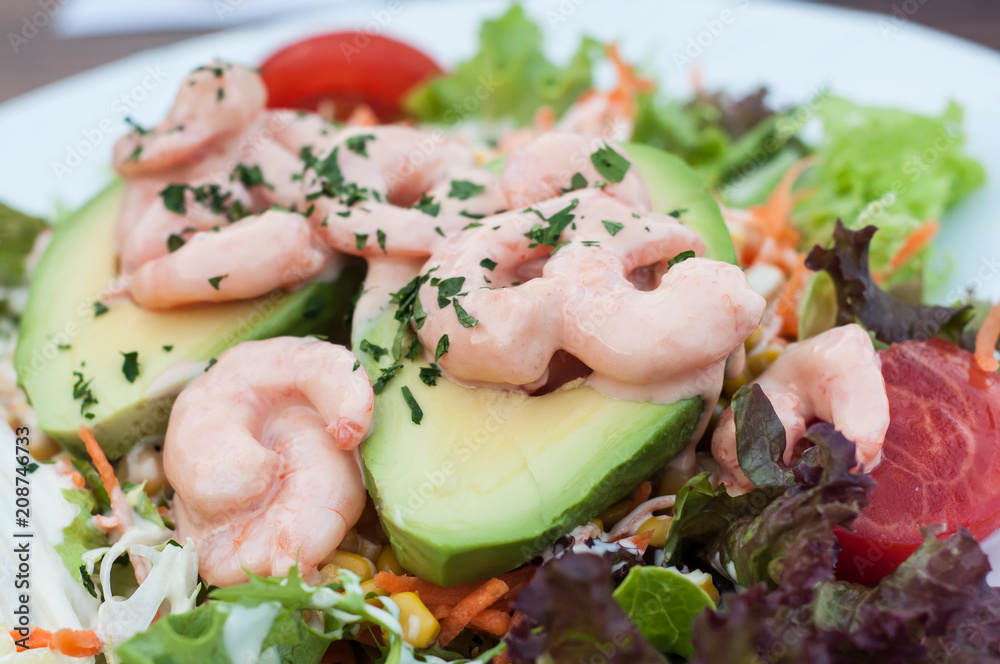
120, 351, 140, 384
159, 184, 188, 215
360, 339, 389, 362
354, 233, 368, 251
590, 143, 631, 183
231, 163, 270, 189
377, 229, 387, 254
419, 364, 442, 387
345, 133, 376, 157
435, 335, 450, 361
208, 275, 227, 291
668, 208, 687, 219
163, 345, 174, 352
524, 199, 578, 248
668, 250, 696, 268
166, 233, 185, 253
480, 257, 498, 271
414, 193, 441, 217
93, 301, 109, 318
562, 172, 588, 192
448, 180, 486, 200
352, 359, 361, 372
602, 220, 624, 236
460, 210, 485, 219
435, 276, 466, 308
372, 363, 403, 394
79, 565, 98, 599
434, 226, 446, 237
401, 386, 423, 425
463, 221, 483, 230
453, 300, 478, 328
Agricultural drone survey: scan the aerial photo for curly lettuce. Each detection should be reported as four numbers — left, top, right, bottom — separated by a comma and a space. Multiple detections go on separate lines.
404, 5, 599, 125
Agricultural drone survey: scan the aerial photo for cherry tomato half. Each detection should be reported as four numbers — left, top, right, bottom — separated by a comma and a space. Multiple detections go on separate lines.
259, 32, 444, 122
835, 339, 1000, 584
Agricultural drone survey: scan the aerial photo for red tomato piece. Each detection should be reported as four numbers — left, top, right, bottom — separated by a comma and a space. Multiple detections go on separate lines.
836, 338, 1000, 584
259, 32, 444, 121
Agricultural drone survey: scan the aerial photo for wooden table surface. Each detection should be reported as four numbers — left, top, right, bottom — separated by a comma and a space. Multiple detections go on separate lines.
0, 0, 997, 104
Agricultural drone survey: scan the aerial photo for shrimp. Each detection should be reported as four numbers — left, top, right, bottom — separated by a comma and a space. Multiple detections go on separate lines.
711, 324, 890, 494
113, 62, 267, 177
499, 132, 650, 210
416, 189, 764, 403
163, 337, 373, 586
304, 126, 507, 257
128, 210, 331, 309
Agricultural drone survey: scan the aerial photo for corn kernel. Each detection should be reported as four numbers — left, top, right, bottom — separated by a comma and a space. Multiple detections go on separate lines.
377, 547, 405, 575
388, 592, 439, 648
698, 574, 720, 604
636, 515, 673, 548
744, 325, 763, 352
598, 500, 633, 528
747, 346, 782, 377
589, 518, 604, 533
320, 552, 376, 584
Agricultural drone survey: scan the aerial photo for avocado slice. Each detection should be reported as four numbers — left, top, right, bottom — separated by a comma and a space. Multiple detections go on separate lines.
356, 311, 701, 586
623, 142, 737, 264
357, 145, 726, 585
14, 182, 361, 459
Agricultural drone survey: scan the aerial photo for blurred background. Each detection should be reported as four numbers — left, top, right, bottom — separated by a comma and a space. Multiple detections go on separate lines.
0, 0, 997, 103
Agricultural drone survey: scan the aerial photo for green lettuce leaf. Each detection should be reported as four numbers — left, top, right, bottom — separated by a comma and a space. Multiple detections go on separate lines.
54, 487, 108, 591
612, 566, 715, 658
794, 97, 985, 249
404, 5, 599, 125
117, 567, 502, 664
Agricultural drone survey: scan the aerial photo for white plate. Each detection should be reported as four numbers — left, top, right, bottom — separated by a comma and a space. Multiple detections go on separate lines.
1, 0, 998, 582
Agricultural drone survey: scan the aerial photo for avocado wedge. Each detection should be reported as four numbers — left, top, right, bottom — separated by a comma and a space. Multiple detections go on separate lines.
15, 183, 361, 459
357, 145, 728, 585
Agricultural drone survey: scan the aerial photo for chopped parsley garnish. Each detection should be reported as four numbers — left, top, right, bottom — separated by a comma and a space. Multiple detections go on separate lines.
462, 221, 483, 230
435, 277, 466, 308
72, 370, 98, 416
231, 163, 270, 189
120, 351, 140, 384
352, 359, 361, 372
413, 193, 441, 217
632, 212, 641, 219
419, 364, 442, 386
208, 275, 227, 291
160, 184, 188, 215
562, 172, 588, 193
372, 363, 403, 394
448, 180, 485, 200
354, 233, 369, 251
602, 220, 624, 236
668, 208, 686, 219
460, 210, 485, 219
453, 300, 478, 328
216, 87, 225, 101
123, 116, 149, 135
163, 345, 174, 352
581, 240, 600, 247
360, 339, 388, 362
480, 258, 498, 271
377, 229, 387, 254
434, 226, 446, 237
405, 338, 422, 361
206, 358, 218, 371
435, 334, 450, 361
668, 250, 696, 268
524, 199, 578, 248
79, 566, 98, 599
345, 133, 376, 157
166, 233, 185, 253
401, 386, 423, 425
590, 143, 631, 183
550, 240, 571, 255
93, 301, 109, 318
301, 146, 371, 207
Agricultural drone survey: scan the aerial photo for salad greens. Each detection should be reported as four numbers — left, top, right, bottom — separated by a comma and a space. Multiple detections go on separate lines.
805, 221, 974, 347
0, 201, 45, 288
117, 567, 503, 664
405, 5, 600, 125
54, 486, 108, 591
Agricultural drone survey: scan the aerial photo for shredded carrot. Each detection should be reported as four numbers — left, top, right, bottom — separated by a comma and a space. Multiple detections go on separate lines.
975, 301, 1000, 373
469, 609, 512, 636
890, 219, 940, 271
774, 257, 809, 338
79, 426, 119, 498
429, 604, 451, 620
747, 158, 814, 257
627, 481, 652, 512
615, 529, 654, 555
438, 578, 510, 646
11, 627, 102, 656
373, 566, 536, 608
604, 43, 655, 114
